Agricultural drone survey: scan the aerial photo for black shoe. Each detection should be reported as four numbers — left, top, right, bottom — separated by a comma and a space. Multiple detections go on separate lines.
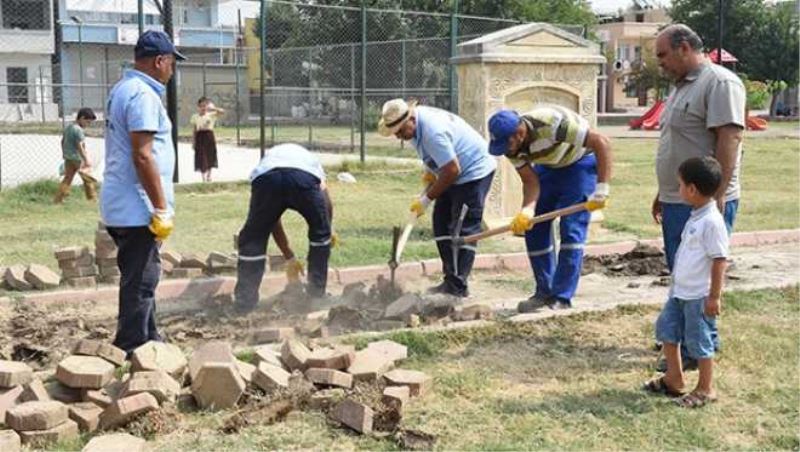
427, 282, 450, 295
427, 282, 468, 298
517, 295, 553, 313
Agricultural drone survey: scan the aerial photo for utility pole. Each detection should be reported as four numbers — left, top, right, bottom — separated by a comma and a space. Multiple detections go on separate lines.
163, 0, 179, 183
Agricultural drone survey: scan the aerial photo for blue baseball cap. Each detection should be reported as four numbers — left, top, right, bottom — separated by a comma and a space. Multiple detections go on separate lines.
488, 109, 522, 156
135, 30, 186, 61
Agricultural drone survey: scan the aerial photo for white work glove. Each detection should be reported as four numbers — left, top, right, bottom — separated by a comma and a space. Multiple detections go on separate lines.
409, 194, 432, 218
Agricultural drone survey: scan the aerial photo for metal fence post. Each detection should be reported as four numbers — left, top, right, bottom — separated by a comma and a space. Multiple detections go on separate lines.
235, 8, 242, 146
259, 0, 266, 158
350, 44, 355, 153
359, 1, 367, 162
308, 47, 313, 149
164, 0, 179, 183
449, 0, 459, 113
138, 0, 144, 35
270, 53, 276, 146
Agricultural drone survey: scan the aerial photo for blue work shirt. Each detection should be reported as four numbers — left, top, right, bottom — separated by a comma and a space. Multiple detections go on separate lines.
411, 106, 496, 185
250, 143, 326, 182
101, 70, 175, 227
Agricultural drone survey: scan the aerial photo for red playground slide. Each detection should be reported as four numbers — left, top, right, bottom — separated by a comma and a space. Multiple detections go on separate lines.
629, 101, 665, 130
746, 116, 768, 131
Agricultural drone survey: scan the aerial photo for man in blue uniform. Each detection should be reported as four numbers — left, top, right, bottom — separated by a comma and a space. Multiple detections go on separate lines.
234, 143, 334, 314
378, 99, 496, 297
101, 31, 185, 353
488, 105, 613, 311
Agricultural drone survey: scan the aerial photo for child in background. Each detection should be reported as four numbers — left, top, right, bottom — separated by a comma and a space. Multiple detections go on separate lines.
55, 107, 97, 203
191, 97, 225, 182
644, 156, 729, 408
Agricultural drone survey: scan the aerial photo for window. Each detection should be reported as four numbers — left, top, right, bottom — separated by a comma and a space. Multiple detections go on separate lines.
1, 0, 50, 30
635, 13, 645, 23
7, 67, 29, 103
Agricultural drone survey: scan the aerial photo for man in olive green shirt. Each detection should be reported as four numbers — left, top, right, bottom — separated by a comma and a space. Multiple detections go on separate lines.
56, 107, 98, 203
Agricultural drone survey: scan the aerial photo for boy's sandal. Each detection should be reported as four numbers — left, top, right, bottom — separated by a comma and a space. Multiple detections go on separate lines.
674, 391, 717, 408
642, 376, 684, 397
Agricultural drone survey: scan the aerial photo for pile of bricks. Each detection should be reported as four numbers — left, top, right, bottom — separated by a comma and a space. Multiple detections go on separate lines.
94, 223, 120, 285
1, 264, 60, 292
54, 246, 97, 289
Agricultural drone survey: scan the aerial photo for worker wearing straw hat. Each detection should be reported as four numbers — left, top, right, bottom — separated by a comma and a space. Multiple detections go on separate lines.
378, 99, 496, 298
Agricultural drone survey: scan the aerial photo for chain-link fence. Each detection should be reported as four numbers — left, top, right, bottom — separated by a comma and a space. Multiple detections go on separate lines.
0, 0, 585, 189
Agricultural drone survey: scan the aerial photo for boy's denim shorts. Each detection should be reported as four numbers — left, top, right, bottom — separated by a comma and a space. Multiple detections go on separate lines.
655, 296, 717, 359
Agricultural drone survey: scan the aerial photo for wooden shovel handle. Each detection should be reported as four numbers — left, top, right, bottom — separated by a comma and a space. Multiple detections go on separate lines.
461, 202, 589, 244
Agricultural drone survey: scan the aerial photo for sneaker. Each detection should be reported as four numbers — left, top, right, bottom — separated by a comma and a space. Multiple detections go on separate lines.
517, 295, 553, 313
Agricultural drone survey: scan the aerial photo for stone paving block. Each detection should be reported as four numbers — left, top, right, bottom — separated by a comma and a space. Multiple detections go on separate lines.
190, 363, 245, 410
130, 341, 187, 380
80, 389, 112, 409
308, 388, 345, 411
280, 339, 311, 371
100, 275, 122, 285
161, 259, 175, 275
96, 257, 118, 269
19, 380, 50, 403
170, 268, 203, 279
235, 360, 256, 384
57, 258, 81, 270
253, 346, 285, 369
0, 361, 33, 388
253, 362, 290, 392
44, 382, 82, 404
28, 262, 68, 284
346, 349, 394, 382
121, 371, 180, 404
366, 340, 408, 364
305, 348, 355, 370
179, 253, 206, 269
382, 385, 410, 411
94, 240, 118, 260
160, 250, 182, 267
332, 399, 373, 434
99, 393, 159, 429
251, 327, 295, 344
383, 369, 433, 397
76, 251, 95, 267
66, 276, 97, 289
0, 429, 20, 452
56, 356, 115, 389
68, 401, 103, 432
99, 266, 121, 277
305, 368, 353, 389
61, 266, 98, 279
82, 433, 147, 452
6, 400, 69, 431
0, 386, 24, 424
97, 344, 126, 367
4, 266, 32, 291
0, 266, 6, 289
55, 246, 88, 261
72, 339, 102, 357
18, 418, 78, 447
188, 341, 234, 381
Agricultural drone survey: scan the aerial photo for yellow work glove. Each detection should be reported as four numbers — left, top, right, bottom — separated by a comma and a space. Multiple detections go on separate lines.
285, 257, 305, 283
586, 182, 610, 211
409, 195, 432, 218
149, 209, 174, 241
510, 207, 535, 235
421, 171, 437, 186
330, 231, 340, 248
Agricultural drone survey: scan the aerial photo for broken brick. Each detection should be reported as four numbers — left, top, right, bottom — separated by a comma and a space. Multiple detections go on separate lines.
382, 385, 410, 411
332, 399, 373, 434
72, 339, 102, 357
305, 348, 355, 370
190, 363, 245, 410
130, 341, 187, 380
99, 393, 159, 429
80, 389, 112, 409
68, 401, 103, 432
179, 253, 206, 269
5, 400, 69, 431
280, 339, 310, 371
366, 340, 408, 364
18, 419, 78, 447
305, 368, 353, 389
97, 344, 126, 367
54, 246, 88, 261
253, 346, 285, 369
346, 349, 394, 382
3, 266, 32, 291
383, 369, 433, 397
160, 250, 182, 267
56, 356, 115, 389
253, 362, 290, 392
235, 360, 256, 385
121, 370, 180, 404
19, 380, 50, 403
0, 360, 33, 388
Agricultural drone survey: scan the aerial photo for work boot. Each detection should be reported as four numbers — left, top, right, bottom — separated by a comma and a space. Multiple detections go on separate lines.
53, 182, 70, 204
517, 295, 553, 313
427, 281, 450, 295
549, 299, 572, 310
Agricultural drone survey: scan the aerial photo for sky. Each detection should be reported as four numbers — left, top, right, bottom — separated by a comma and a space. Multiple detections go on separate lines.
590, 0, 672, 15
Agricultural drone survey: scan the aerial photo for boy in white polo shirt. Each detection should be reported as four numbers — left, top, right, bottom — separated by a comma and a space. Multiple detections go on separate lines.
644, 156, 728, 408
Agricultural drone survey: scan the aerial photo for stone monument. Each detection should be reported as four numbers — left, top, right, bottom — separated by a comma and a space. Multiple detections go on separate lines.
452, 23, 606, 224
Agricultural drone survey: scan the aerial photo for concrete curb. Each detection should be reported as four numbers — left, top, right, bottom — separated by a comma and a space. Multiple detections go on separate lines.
2, 228, 797, 308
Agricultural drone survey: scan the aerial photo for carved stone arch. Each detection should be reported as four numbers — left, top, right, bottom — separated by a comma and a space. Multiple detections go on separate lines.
502, 83, 581, 114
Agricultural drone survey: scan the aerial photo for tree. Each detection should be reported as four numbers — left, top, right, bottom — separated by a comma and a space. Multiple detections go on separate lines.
670, 0, 799, 89
627, 46, 671, 102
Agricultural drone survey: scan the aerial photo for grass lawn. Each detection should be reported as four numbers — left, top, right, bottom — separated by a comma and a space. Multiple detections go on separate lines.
107, 286, 797, 450
0, 138, 797, 270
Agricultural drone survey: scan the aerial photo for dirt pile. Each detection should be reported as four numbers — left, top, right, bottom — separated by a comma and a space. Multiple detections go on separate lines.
582, 243, 669, 277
